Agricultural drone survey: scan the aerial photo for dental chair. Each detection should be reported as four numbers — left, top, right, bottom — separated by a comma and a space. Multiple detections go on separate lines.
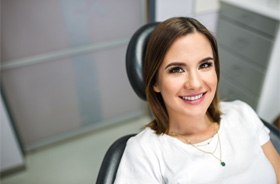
95, 22, 157, 184
96, 22, 280, 184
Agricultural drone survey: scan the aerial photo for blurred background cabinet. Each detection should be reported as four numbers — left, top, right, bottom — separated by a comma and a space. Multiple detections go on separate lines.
216, 1, 279, 113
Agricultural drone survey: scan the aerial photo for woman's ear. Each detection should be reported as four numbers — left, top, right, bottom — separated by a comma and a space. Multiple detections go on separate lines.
153, 83, 160, 93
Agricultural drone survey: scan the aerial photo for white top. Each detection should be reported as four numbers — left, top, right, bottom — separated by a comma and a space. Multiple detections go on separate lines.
114, 100, 277, 184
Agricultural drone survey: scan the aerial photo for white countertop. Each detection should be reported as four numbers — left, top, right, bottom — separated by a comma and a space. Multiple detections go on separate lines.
222, 0, 280, 20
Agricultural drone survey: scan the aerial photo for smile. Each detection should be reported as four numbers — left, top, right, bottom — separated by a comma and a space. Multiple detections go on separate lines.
180, 93, 205, 101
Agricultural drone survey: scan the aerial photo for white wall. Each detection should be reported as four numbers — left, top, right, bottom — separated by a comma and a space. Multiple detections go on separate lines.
257, 26, 280, 123
155, 0, 220, 33
0, 92, 25, 172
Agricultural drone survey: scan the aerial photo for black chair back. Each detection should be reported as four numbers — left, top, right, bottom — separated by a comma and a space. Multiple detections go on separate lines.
126, 22, 158, 100
96, 134, 136, 184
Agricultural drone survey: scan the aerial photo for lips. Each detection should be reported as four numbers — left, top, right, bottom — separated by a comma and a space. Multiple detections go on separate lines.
180, 92, 206, 101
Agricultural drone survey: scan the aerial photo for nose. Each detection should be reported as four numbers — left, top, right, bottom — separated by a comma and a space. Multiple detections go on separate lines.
185, 70, 202, 90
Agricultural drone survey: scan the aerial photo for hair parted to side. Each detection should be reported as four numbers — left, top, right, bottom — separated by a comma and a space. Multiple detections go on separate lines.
144, 17, 222, 134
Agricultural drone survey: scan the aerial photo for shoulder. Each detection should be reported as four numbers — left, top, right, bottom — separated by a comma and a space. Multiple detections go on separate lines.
220, 100, 259, 123
119, 127, 162, 165
125, 127, 160, 153
220, 100, 269, 145
220, 100, 251, 114
115, 128, 164, 183
122, 127, 167, 167
220, 100, 262, 132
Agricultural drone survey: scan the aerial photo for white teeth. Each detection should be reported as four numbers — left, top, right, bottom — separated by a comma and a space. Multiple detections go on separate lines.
182, 94, 203, 101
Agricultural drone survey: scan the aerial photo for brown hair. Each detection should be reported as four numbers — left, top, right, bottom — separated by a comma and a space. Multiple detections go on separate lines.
144, 17, 221, 134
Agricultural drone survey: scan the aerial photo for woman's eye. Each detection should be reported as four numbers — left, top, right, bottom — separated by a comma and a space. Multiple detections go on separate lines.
199, 62, 213, 69
168, 66, 184, 73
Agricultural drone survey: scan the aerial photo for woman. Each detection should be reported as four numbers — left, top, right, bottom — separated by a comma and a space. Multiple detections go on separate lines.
114, 17, 280, 183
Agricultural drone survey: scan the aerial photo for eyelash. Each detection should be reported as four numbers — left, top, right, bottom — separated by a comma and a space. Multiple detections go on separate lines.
199, 61, 213, 69
168, 66, 184, 73
168, 61, 213, 73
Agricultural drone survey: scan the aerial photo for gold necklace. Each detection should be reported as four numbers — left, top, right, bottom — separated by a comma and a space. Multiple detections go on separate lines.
170, 132, 226, 167
185, 132, 216, 147
169, 127, 217, 147
187, 133, 226, 167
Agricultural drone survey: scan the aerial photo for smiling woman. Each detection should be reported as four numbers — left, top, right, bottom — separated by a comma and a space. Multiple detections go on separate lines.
145, 17, 221, 135
153, 32, 218, 132
114, 17, 280, 183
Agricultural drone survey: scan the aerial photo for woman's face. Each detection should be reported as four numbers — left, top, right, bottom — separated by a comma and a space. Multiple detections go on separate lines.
153, 32, 217, 120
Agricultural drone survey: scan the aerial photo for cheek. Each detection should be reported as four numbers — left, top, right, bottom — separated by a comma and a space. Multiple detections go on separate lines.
159, 77, 184, 95
206, 72, 218, 89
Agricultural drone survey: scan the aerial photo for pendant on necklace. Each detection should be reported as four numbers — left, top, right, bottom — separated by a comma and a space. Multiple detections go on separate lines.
221, 162, 226, 167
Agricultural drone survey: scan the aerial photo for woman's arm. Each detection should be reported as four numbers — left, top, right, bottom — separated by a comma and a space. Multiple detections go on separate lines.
262, 140, 280, 183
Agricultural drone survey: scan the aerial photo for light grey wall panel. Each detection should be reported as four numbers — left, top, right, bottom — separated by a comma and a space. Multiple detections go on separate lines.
1, 0, 147, 150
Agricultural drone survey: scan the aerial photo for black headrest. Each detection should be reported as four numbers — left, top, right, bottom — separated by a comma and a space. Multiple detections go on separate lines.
126, 22, 158, 100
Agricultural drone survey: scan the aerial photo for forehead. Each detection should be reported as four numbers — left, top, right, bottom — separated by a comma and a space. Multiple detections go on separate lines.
162, 32, 213, 65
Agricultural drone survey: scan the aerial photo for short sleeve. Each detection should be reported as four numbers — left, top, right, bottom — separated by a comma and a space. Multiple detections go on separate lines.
114, 133, 162, 184
240, 101, 270, 145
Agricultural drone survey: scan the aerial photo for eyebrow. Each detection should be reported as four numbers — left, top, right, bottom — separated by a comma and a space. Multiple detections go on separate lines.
164, 57, 214, 70
164, 62, 185, 70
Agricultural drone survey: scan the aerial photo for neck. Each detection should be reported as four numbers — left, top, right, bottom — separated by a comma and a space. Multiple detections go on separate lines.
168, 114, 219, 144
168, 114, 214, 136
